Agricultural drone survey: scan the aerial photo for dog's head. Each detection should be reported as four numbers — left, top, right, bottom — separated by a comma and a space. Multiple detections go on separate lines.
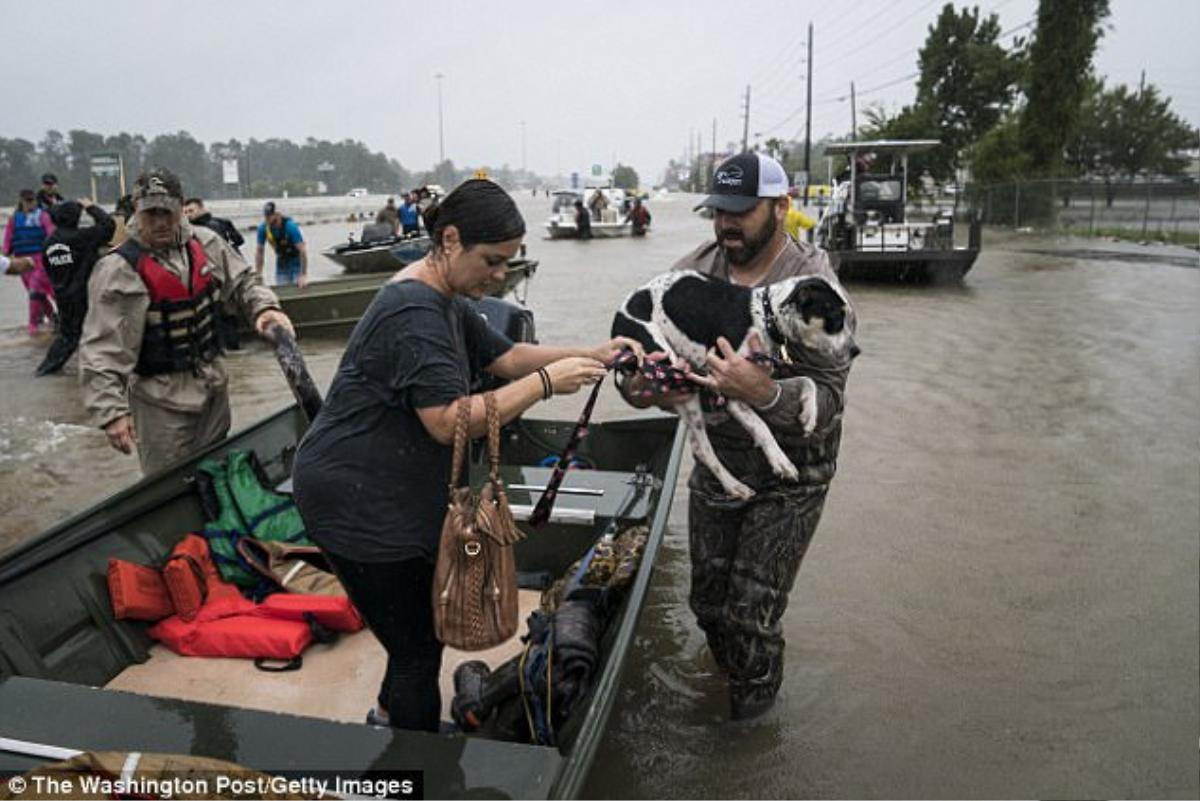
772, 276, 860, 361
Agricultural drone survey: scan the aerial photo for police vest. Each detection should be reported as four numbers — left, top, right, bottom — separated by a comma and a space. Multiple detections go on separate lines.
115, 237, 222, 376
9, 210, 48, 255
265, 218, 300, 260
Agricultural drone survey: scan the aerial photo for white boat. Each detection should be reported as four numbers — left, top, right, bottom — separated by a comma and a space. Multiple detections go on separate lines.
815, 139, 981, 283
545, 189, 632, 239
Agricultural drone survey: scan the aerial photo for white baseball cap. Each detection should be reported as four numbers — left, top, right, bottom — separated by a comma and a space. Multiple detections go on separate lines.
694, 152, 789, 213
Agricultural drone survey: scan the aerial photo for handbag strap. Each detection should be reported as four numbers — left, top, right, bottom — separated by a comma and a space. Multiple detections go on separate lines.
484, 391, 503, 486
448, 396, 472, 493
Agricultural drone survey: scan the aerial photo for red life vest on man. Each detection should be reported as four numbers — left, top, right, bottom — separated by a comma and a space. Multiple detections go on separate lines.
115, 237, 222, 376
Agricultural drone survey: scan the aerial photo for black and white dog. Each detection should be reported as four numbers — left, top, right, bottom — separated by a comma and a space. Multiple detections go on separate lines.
612, 270, 857, 499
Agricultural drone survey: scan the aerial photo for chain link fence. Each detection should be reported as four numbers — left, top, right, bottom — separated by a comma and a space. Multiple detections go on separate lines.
961, 177, 1200, 244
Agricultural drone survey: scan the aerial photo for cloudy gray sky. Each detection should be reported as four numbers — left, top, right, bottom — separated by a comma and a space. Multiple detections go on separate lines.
3, 0, 1197, 183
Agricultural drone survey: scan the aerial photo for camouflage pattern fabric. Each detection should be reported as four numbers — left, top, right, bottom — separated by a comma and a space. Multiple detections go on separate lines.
688, 459, 829, 718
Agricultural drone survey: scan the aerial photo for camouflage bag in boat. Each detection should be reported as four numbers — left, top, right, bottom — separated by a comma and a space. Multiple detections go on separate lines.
432, 393, 524, 651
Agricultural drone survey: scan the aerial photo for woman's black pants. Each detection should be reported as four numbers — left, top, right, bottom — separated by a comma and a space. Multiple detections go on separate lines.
323, 552, 444, 732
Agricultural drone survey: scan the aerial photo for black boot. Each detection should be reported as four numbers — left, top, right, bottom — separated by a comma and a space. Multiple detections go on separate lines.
35, 335, 75, 376
729, 678, 778, 721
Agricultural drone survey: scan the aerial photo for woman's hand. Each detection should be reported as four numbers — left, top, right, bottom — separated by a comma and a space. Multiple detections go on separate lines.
545, 356, 607, 395
590, 336, 643, 366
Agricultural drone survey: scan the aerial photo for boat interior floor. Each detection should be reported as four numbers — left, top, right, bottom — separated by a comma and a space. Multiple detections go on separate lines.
104, 590, 544, 726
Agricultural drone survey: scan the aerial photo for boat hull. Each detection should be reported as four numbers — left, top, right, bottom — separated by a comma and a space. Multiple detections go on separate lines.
830, 247, 980, 284
263, 260, 538, 336
544, 221, 631, 239
0, 406, 685, 799
321, 236, 433, 274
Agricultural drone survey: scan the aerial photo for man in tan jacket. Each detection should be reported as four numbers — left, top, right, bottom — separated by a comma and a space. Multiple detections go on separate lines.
80, 169, 294, 474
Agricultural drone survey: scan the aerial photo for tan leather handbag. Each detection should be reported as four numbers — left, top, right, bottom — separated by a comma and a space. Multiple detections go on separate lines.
432, 392, 524, 651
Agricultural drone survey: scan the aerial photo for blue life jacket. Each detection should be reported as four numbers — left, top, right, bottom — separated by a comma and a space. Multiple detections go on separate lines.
9, 209, 48, 256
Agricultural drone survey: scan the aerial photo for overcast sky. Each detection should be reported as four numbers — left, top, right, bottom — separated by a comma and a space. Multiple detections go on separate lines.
3, 0, 1196, 183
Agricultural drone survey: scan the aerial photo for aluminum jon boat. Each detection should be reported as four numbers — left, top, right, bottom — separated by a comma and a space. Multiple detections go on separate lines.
265, 258, 539, 337
0, 403, 685, 798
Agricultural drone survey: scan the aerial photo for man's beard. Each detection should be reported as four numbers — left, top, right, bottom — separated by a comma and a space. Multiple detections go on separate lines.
719, 210, 777, 266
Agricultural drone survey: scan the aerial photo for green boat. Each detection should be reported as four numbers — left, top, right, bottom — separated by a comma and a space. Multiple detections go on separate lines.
0, 404, 685, 798
262, 258, 538, 336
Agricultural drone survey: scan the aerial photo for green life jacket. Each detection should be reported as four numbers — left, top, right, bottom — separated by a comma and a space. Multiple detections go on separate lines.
197, 450, 311, 587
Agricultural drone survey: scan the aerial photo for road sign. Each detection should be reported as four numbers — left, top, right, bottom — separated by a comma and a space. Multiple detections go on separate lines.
222, 159, 239, 185
89, 153, 122, 178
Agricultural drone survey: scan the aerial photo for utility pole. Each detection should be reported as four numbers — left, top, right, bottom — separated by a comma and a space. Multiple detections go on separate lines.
1138, 69, 1145, 98
434, 72, 445, 163
712, 117, 717, 179
804, 21, 813, 201
741, 85, 751, 152
520, 120, 526, 174
850, 81, 857, 139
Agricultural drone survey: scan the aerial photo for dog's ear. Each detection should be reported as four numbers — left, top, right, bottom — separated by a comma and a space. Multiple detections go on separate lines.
784, 279, 847, 335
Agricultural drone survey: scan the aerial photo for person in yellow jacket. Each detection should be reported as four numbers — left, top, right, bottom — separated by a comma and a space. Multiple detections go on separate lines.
784, 205, 815, 240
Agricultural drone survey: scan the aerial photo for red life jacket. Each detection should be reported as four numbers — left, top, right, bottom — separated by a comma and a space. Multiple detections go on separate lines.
148, 580, 363, 666
115, 237, 222, 376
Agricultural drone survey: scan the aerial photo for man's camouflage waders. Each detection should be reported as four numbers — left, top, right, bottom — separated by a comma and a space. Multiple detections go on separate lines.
687, 451, 830, 720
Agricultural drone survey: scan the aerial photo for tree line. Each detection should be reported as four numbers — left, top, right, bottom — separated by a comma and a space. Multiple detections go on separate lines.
0, 130, 552, 204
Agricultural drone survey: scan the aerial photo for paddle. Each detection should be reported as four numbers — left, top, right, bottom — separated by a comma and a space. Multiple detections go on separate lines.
264, 324, 323, 424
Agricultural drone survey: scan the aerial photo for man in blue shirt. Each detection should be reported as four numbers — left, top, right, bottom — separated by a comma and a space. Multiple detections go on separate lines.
399, 192, 422, 236
255, 201, 308, 287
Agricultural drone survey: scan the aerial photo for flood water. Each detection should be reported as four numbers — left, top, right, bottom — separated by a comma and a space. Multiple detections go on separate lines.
1, 193, 1197, 798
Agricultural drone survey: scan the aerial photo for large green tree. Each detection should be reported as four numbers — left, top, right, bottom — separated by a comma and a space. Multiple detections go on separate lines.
856, 3, 1023, 180
1067, 80, 1197, 178
611, 163, 639, 190
1019, 0, 1110, 175
915, 5, 1023, 166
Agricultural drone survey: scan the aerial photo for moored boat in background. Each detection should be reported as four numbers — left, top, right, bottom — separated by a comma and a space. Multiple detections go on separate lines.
816, 140, 981, 283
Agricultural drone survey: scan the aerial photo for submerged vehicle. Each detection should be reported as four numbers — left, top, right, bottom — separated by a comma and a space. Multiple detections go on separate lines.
267, 258, 538, 336
545, 189, 631, 239
816, 139, 981, 283
0, 381, 685, 796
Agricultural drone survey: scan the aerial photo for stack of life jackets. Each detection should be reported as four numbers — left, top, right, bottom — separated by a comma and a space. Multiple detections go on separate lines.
107, 533, 362, 668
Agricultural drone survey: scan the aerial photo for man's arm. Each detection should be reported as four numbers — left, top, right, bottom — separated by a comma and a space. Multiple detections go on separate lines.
212, 235, 285, 331
254, 224, 265, 273
81, 201, 116, 248
79, 255, 149, 430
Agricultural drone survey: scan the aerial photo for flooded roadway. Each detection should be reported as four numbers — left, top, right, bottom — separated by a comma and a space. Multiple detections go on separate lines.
0, 193, 1197, 798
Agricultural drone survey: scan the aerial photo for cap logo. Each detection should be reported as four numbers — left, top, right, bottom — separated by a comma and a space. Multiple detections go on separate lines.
714, 165, 744, 188
145, 176, 168, 194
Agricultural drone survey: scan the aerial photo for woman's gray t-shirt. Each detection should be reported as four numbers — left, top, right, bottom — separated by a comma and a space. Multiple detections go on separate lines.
291, 280, 513, 562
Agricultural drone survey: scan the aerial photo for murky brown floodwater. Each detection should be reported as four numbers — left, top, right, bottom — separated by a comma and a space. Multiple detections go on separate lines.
1, 193, 1196, 798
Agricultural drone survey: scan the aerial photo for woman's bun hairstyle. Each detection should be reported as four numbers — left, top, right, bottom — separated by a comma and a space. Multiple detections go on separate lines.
426, 179, 525, 251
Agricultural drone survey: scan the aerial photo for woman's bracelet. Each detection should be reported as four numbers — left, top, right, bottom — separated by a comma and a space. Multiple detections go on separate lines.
752, 380, 783, 411
536, 367, 553, 400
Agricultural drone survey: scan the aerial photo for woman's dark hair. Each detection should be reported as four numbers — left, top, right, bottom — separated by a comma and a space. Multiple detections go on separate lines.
422, 179, 525, 251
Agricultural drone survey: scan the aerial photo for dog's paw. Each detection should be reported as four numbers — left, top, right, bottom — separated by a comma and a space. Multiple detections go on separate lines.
768, 453, 800, 482
798, 377, 818, 435
721, 479, 756, 500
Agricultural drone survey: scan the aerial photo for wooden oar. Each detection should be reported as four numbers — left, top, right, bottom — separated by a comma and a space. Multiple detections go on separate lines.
265, 324, 323, 424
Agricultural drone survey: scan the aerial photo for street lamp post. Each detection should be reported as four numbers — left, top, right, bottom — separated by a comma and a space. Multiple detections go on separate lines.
434, 72, 445, 164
